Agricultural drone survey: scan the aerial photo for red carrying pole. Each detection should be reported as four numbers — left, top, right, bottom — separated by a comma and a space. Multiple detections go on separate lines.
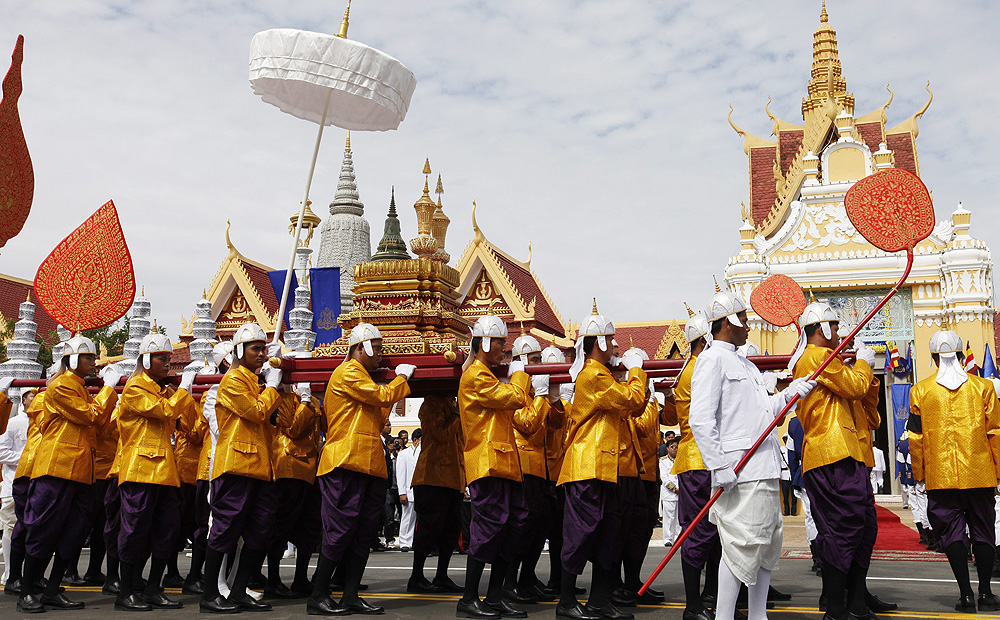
639, 250, 914, 594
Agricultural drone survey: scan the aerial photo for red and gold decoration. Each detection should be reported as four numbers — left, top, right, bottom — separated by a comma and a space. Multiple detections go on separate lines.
750, 274, 806, 328
0, 35, 33, 249
34, 200, 136, 332
844, 168, 935, 253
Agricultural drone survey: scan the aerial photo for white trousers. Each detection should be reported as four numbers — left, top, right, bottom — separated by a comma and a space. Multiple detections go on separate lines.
399, 501, 417, 548
909, 483, 928, 528
793, 486, 817, 542
661, 497, 680, 545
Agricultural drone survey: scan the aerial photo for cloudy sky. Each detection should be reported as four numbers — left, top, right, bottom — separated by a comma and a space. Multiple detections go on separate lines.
1, 1, 997, 338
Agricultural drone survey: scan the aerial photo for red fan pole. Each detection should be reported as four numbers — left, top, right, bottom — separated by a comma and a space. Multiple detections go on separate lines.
639, 249, 914, 594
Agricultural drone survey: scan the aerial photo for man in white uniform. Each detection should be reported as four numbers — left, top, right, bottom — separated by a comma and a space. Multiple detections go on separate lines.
688, 287, 815, 620
659, 436, 680, 546
395, 429, 422, 552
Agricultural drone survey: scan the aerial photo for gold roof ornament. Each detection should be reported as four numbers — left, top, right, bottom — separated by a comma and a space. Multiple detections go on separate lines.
422, 158, 432, 175
592, 298, 599, 315
410, 158, 438, 257
336, 0, 351, 38
820, 0, 828, 23
808, 289, 817, 303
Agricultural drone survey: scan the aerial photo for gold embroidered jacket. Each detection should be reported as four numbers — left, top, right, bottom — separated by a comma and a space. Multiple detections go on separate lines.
636, 400, 661, 482
670, 358, 706, 475
212, 365, 280, 481
412, 396, 466, 491
272, 392, 321, 483
852, 378, 881, 468
118, 373, 196, 487
458, 360, 532, 484
14, 392, 45, 479
515, 397, 564, 479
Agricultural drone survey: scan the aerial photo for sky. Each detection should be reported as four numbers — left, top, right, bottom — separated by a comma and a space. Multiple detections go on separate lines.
1, 1, 998, 339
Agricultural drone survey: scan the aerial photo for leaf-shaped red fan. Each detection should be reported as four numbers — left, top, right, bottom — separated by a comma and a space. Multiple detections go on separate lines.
34, 201, 135, 332
750, 274, 806, 328
844, 168, 935, 252
0, 35, 33, 249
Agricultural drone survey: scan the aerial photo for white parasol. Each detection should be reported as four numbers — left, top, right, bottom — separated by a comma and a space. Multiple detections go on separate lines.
249, 2, 417, 343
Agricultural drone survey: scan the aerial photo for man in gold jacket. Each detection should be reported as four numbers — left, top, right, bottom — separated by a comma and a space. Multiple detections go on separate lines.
557, 306, 647, 620
909, 330, 1000, 614
114, 334, 198, 610
201, 323, 282, 614
19, 336, 121, 613
456, 314, 532, 619
307, 323, 412, 616
406, 396, 465, 594
790, 302, 878, 620
662, 309, 718, 620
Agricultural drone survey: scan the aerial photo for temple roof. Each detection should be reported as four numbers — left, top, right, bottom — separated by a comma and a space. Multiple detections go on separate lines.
203, 221, 280, 335
0, 272, 59, 342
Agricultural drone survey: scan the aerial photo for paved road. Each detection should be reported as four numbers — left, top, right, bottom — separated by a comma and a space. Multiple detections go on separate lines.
2, 549, 995, 619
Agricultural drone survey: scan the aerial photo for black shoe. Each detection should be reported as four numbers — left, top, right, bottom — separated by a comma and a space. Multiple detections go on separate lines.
162, 574, 185, 589
400, 547, 410, 553
182, 578, 205, 595
584, 603, 633, 619
291, 580, 313, 597
681, 609, 713, 620
768, 585, 791, 601
701, 593, 716, 609
142, 592, 183, 609
956, 594, 978, 613
540, 583, 559, 598
263, 582, 302, 599
61, 573, 87, 588
41, 592, 85, 609
980, 593, 1000, 611
5, 578, 21, 596
227, 593, 271, 612
555, 602, 601, 620
307, 597, 351, 616
848, 612, 879, 620
407, 577, 445, 593
521, 582, 555, 602
457, 599, 501, 619
636, 590, 664, 605
645, 587, 663, 597
342, 597, 384, 615
502, 586, 538, 604
610, 588, 637, 607
103, 580, 122, 596
115, 593, 154, 611
432, 576, 465, 594
485, 599, 527, 618
17, 593, 45, 613
865, 592, 897, 612
83, 572, 106, 587
199, 595, 240, 614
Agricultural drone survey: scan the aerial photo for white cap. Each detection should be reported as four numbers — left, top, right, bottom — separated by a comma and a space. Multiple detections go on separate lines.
511, 333, 542, 363
705, 279, 747, 327
349, 323, 383, 357
212, 341, 235, 368
929, 330, 963, 354
799, 301, 839, 340
64, 335, 98, 371
233, 322, 267, 359
540, 346, 565, 364
471, 314, 507, 353
684, 313, 712, 344
569, 300, 615, 381
139, 333, 173, 369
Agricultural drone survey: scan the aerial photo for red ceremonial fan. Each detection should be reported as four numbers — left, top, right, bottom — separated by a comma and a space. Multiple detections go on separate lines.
844, 168, 935, 252
34, 201, 136, 333
750, 274, 806, 329
0, 35, 33, 249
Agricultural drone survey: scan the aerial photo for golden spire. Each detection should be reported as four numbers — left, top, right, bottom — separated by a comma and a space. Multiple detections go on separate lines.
809, 289, 817, 303
713, 276, 722, 293
592, 298, 599, 315
684, 302, 695, 318
337, 0, 352, 38
820, 0, 828, 23
629, 335, 635, 349
422, 158, 431, 175
152, 319, 158, 332
345, 131, 351, 153
435, 173, 444, 206
202, 289, 207, 299
25, 290, 31, 303
141, 286, 145, 297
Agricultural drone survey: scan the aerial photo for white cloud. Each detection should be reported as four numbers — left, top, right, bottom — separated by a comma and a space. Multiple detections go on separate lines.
0, 0, 997, 338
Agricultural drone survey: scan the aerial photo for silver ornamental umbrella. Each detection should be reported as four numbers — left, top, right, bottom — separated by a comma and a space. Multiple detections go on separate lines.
249, 3, 417, 342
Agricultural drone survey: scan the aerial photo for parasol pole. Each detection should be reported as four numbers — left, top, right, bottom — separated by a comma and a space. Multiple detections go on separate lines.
639, 249, 915, 594
272, 89, 332, 345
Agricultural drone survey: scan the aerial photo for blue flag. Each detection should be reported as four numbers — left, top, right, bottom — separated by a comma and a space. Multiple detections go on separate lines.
267, 270, 299, 332
309, 267, 342, 345
889, 383, 912, 446
984, 343, 998, 379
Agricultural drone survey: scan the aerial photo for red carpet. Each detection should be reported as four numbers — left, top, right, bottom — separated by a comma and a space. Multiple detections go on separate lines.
873, 504, 927, 551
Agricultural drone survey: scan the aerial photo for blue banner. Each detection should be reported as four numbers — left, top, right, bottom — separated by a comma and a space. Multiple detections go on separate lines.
309, 267, 342, 345
889, 383, 912, 445
267, 270, 298, 332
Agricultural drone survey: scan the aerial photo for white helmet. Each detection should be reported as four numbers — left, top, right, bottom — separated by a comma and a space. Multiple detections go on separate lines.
684, 313, 712, 344
511, 334, 542, 363
705, 280, 747, 327
579, 300, 615, 352
138, 333, 173, 369
63, 335, 98, 371
233, 322, 267, 359
471, 315, 507, 353
212, 341, 235, 369
540, 346, 565, 364
929, 330, 963, 355
799, 301, 840, 340
348, 323, 383, 357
